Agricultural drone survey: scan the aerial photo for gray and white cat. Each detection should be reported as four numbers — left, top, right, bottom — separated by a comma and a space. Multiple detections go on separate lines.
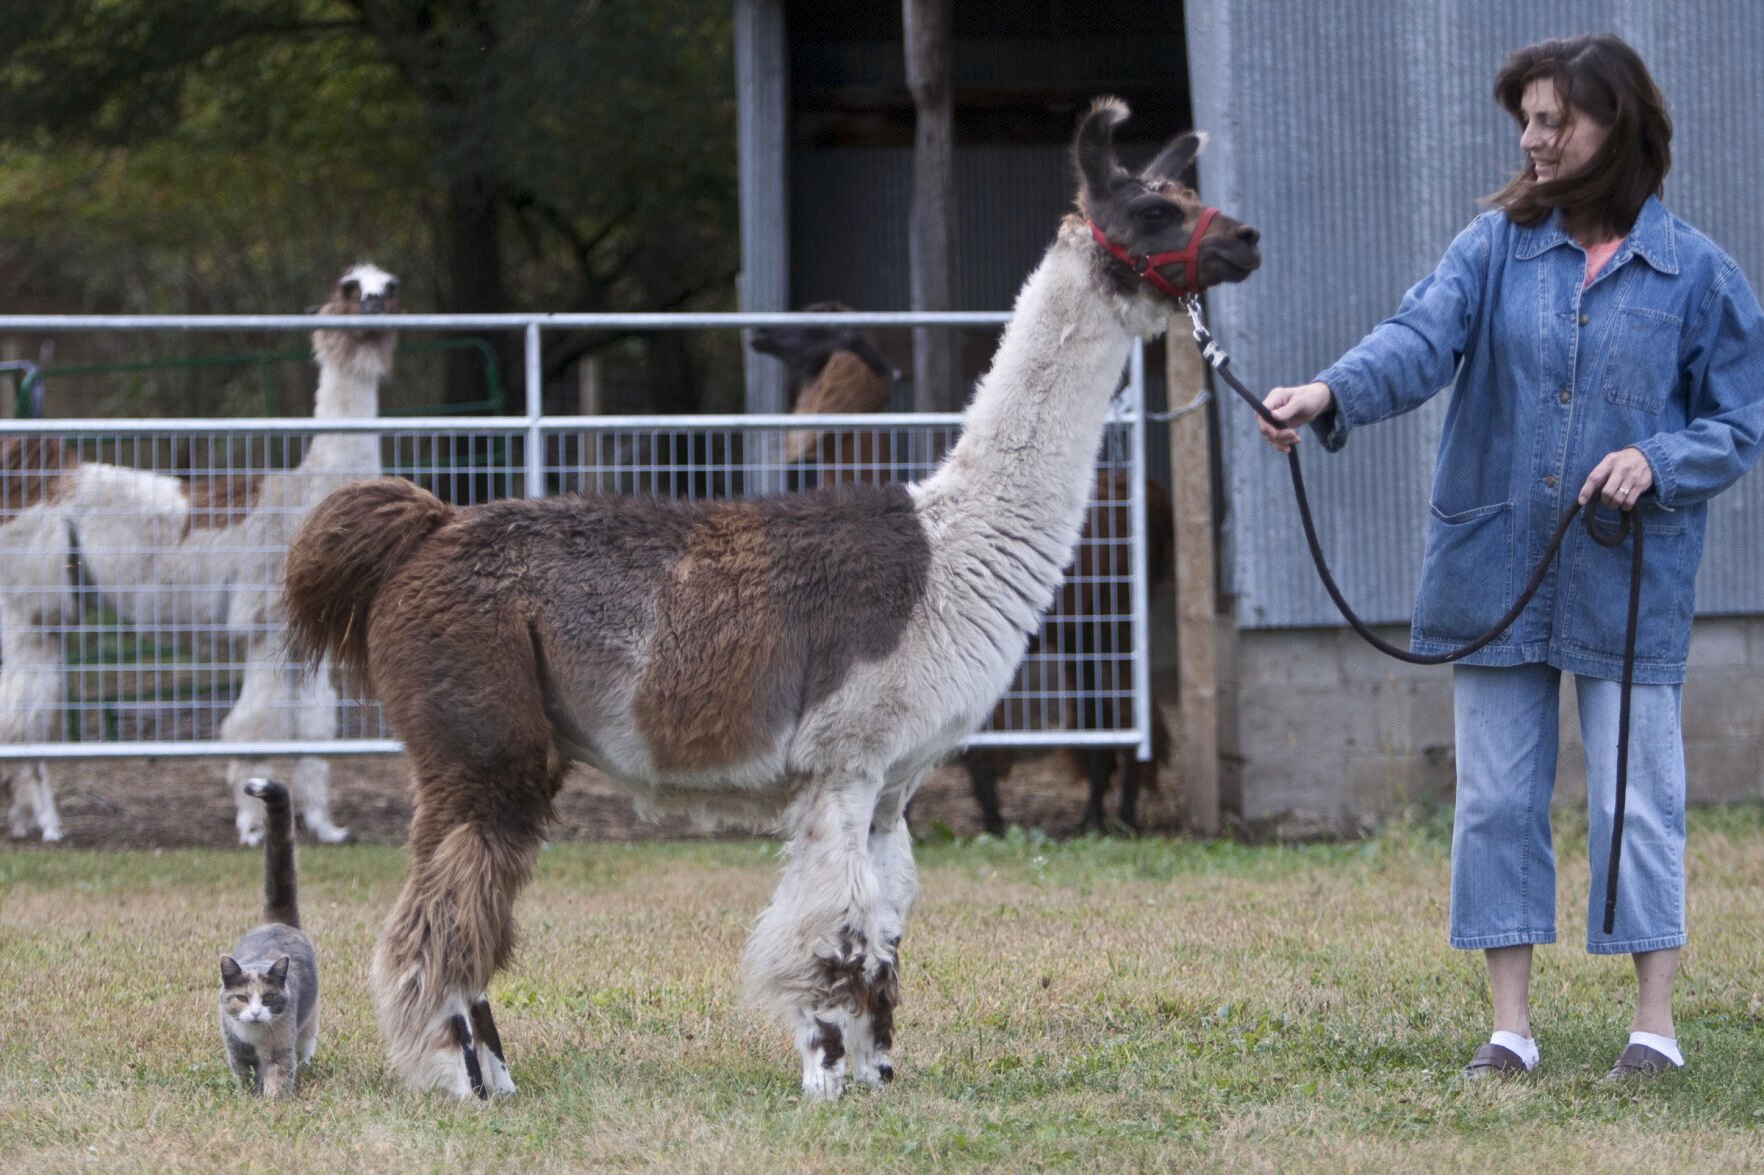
219, 778, 320, 1097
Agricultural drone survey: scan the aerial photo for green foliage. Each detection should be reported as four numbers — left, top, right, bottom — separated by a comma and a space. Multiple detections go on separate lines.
0, 0, 741, 412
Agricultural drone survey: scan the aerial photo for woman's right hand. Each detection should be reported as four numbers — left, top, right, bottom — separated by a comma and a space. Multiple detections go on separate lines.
1258, 382, 1336, 452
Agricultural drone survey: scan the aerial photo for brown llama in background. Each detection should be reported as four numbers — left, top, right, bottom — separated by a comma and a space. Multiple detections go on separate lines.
749, 303, 901, 486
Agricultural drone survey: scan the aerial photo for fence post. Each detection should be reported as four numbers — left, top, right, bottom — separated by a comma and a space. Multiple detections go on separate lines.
524, 323, 544, 499
1127, 340, 1153, 764
1167, 322, 1222, 834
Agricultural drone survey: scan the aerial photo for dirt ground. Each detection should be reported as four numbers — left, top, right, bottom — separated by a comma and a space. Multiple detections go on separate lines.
8, 740, 1184, 852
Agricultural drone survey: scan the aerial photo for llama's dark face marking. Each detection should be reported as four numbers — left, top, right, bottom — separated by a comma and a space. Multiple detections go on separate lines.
323, 263, 401, 317
1074, 98, 1261, 298
314, 262, 401, 371
749, 302, 901, 395
634, 484, 930, 772
0, 437, 76, 521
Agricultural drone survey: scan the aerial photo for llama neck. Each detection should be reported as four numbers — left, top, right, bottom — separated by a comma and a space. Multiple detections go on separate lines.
916, 234, 1148, 583
304, 357, 383, 472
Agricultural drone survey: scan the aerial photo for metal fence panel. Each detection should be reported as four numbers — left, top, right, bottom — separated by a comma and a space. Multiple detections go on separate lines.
1, 313, 1156, 767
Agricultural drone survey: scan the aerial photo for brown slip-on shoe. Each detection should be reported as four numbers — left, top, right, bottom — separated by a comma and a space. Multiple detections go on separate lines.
1604, 1042, 1679, 1082
1462, 1042, 1531, 1080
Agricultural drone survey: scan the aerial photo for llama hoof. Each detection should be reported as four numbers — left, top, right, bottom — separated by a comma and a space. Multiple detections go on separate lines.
402, 1030, 486, 1101
478, 1048, 516, 1098
469, 997, 516, 1097
852, 1056, 894, 1089
40, 825, 64, 843
309, 821, 352, 845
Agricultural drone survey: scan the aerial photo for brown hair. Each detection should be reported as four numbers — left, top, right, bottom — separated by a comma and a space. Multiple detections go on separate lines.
1486, 34, 1671, 240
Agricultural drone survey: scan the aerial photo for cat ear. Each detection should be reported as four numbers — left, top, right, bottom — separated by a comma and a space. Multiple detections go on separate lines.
220, 955, 244, 986
266, 956, 290, 984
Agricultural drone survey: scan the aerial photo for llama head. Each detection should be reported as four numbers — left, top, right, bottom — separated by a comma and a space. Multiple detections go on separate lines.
749, 302, 902, 396
1071, 97, 1260, 305
312, 262, 400, 383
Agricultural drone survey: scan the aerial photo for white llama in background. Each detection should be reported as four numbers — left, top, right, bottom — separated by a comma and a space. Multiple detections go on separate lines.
281, 100, 1259, 1101
0, 263, 399, 843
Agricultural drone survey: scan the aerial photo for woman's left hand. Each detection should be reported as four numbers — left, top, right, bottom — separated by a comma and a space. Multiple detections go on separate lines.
1579, 446, 1655, 511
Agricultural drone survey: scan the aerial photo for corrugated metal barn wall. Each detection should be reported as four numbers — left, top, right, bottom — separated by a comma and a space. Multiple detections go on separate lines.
1186, 0, 1764, 628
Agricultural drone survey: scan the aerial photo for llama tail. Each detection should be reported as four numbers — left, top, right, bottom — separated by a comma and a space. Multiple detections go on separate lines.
243, 778, 301, 928
282, 477, 452, 695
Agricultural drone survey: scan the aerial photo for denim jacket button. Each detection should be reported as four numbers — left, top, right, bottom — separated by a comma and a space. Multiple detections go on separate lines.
1559, 388, 1572, 403
1579, 313, 1590, 326
1545, 474, 1558, 487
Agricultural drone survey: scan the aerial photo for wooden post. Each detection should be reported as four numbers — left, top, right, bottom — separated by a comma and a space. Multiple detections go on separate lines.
903, 0, 960, 411
1167, 327, 1222, 834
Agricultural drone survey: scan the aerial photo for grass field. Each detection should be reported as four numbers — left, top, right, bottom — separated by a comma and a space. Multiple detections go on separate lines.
3, 807, 1761, 1172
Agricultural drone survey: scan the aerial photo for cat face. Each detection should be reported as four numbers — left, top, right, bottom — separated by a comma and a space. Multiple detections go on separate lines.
220, 954, 291, 1027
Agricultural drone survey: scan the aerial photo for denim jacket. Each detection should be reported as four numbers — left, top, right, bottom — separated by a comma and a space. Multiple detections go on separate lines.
1313, 197, 1764, 683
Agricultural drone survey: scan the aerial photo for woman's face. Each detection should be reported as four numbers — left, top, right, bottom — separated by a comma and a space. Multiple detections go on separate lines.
1518, 76, 1610, 183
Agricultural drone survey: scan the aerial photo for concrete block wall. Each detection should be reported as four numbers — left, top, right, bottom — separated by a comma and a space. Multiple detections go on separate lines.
1222, 616, 1764, 837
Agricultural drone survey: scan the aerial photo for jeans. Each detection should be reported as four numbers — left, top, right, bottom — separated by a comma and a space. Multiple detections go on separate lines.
1449, 663, 1687, 955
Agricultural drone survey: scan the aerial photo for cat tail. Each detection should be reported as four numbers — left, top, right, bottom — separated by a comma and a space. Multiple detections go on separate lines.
282, 477, 453, 698
243, 778, 301, 929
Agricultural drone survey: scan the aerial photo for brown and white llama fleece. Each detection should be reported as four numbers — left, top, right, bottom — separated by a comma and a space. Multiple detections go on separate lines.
280, 98, 1260, 1102
0, 263, 398, 844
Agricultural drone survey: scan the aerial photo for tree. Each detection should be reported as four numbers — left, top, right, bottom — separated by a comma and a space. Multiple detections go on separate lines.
0, 0, 741, 412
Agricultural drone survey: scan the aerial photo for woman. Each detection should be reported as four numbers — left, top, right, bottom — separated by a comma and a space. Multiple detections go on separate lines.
1260, 34, 1764, 1080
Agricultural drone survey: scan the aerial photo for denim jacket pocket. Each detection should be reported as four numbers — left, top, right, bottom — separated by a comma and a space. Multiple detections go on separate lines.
1413, 501, 1516, 643
1564, 510, 1696, 663
1601, 306, 1683, 414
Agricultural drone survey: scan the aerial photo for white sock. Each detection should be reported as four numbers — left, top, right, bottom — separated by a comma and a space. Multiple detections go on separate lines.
1629, 1030, 1684, 1067
1490, 1030, 1539, 1070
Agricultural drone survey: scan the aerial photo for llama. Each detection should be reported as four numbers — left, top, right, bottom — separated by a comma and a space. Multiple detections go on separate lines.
755, 315, 1173, 835
280, 98, 1259, 1100
749, 303, 901, 487
962, 470, 1177, 836
0, 263, 398, 844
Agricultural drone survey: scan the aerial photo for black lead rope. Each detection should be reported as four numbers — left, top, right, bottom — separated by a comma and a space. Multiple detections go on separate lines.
1183, 297, 1643, 935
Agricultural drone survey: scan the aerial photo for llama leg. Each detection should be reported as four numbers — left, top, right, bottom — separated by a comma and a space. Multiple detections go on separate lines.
7, 762, 58, 841
290, 666, 348, 843
1117, 751, 1142, 831
742, 776, 883, 1101
22, 762, 61, 843
2, 623, 67, 842
1078, 748, 1112, 834
222, 653, 277, 847
960, 748, 1006, 837
227, 760, 269, 846
846, 774, 920, 1089
374, 760, 552, 1099
292, 755, 349, 844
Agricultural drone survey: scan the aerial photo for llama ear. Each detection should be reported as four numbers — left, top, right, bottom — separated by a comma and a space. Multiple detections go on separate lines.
1141, 131, 1207, 185
220, 955, 244, 986
1073, 96, 1131, 204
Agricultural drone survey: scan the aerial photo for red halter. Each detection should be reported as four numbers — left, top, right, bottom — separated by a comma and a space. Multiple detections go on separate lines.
1088, 206, 1219, 300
